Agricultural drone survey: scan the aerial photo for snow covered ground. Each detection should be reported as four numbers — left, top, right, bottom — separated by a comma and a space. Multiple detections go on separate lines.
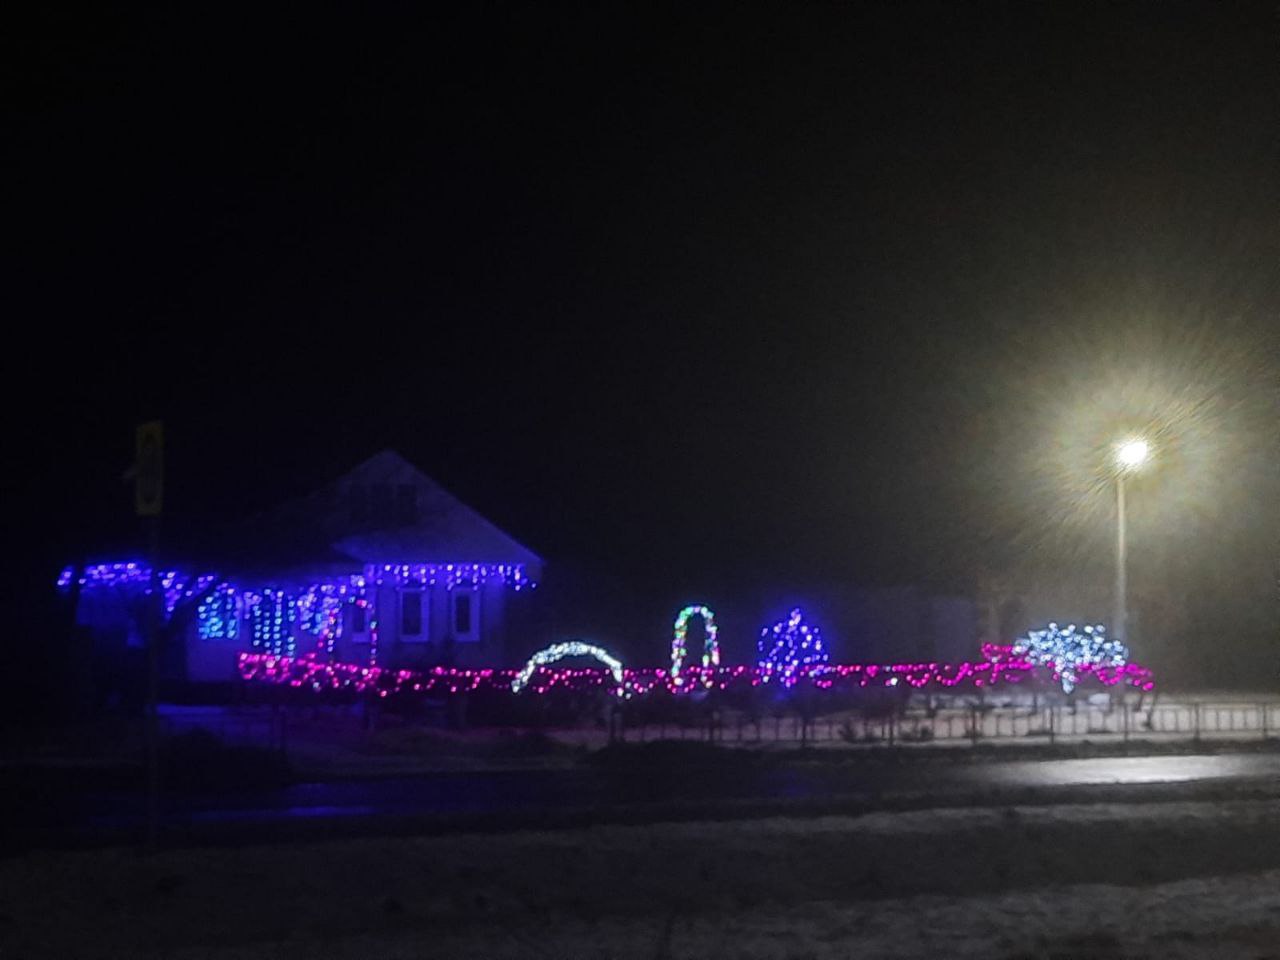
5, 797, 1280, 958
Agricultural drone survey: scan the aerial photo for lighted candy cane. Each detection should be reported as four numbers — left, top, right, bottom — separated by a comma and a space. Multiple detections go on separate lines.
511, 641, 627, 697
670, 604, 720, 686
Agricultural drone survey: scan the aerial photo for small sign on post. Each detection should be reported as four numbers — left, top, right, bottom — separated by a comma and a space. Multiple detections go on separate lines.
136, 421, 164, 516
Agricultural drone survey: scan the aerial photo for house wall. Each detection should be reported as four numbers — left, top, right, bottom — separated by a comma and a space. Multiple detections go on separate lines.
181, 581, 517, 681
379, 581, 509, 670
332, 598, 371, 664
185, 619, 245, 683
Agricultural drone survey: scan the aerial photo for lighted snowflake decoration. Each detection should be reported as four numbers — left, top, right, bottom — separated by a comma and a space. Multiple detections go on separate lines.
1014, 622, 1129, 694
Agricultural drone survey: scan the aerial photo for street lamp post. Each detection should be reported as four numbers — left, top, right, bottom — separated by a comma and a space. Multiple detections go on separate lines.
1113, 437, 1150, 648
1115, 469, 1128, 645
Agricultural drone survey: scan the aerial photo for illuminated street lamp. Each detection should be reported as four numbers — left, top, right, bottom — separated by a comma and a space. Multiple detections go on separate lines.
1113, 437, 1150, 648
1116, 437, 1150, 471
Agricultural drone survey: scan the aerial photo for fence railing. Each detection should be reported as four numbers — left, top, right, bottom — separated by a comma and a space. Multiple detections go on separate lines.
159, 707, 289, 752
605, 701, 1280, 747
155, 701, 1279, 755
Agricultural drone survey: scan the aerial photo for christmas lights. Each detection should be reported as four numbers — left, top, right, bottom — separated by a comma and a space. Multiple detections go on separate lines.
1013, 622, 1130, 694
512, 641, 627, 696
197, 583, 239, 640
246, 589, 297, 656
671, 605, 720, 685
57, 559, 535, 656
759, 608, 828, 686
58, 561, 535, 599
305, 585, 347, 654
292, 584, 347, 655
64, 562, 1157, 701
364, 563, 533, 591
238, 650, 1153, 697
61, 563, 220, 618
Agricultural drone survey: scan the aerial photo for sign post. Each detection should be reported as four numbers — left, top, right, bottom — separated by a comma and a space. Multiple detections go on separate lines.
136, 421, 163, 848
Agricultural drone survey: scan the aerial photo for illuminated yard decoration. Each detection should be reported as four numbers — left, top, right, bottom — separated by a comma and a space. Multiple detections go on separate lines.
511, 641, 627, 696
671, 604, 720, 684
63, 562, 1155, 701
239, 650, 1154, 697
1014, 622, 1129, 694
758, 608, 828, 686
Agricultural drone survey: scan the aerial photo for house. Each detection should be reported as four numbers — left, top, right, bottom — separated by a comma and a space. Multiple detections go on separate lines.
59, 450, 543, 689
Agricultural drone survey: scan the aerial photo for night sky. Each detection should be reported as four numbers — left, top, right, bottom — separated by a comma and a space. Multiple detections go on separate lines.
12, 4, 1278, 688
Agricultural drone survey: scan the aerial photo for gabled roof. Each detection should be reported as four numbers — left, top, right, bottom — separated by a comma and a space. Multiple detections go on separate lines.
329, 450, 542, 565
210, 449, 542, 573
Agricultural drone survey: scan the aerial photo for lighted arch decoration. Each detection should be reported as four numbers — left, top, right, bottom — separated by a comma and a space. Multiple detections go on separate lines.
511, 641, 627, 696
671, 604, 720, 685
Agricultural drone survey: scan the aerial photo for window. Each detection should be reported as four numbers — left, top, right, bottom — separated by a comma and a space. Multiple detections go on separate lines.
396, 484, 418, 525
401, 591, 422, 636
350, 603, 367, 635
453, 591, 472, 635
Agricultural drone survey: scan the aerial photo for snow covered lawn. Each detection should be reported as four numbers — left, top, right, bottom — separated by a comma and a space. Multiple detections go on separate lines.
5, 800, 1280, 958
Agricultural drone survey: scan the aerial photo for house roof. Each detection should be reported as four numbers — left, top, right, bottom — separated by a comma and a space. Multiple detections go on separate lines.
200, 449, 542, 574
330, 452, 543, 565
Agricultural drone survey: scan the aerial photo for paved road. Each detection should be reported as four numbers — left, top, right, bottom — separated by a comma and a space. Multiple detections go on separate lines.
12, 751, 1280, 852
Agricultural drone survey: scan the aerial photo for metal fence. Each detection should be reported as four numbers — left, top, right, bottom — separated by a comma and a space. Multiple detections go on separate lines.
154, 700, 1279, 755
159, 706, 289, 752
606, 701, 1280, 747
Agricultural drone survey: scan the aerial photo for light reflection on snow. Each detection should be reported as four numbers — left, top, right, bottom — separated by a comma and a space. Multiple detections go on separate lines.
971, 753, 1280, 787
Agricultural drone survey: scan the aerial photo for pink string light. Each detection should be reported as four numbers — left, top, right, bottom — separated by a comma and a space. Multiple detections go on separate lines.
237, 651, 1155, 696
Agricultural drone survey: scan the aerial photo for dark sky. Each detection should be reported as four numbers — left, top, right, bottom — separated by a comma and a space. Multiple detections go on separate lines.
11, 3, 1279, 677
